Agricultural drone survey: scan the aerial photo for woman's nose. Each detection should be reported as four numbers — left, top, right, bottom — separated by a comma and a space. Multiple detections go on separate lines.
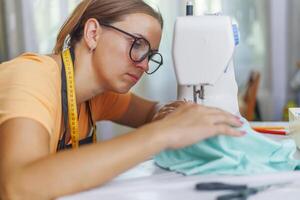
135, 57, 149, 72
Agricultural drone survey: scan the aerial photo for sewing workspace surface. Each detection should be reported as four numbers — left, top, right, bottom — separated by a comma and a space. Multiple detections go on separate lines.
58, 122, 300, 200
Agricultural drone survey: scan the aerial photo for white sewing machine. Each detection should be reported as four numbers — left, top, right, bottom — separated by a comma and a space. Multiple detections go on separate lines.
172, 15, 240, 115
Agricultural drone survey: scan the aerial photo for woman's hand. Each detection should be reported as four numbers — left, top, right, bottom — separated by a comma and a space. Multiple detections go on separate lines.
152, 101, 187, 121
149, 103, 245, 150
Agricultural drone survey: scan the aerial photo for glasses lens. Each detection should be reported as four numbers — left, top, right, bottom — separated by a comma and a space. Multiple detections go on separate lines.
130, 38, 150, 62
147, 53, 162, 74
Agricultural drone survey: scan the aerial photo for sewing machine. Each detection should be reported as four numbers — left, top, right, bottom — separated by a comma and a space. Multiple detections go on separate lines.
172, 15, 240, 115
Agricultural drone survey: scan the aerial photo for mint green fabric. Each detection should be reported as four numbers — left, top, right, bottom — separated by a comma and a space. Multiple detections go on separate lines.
154, 120, 300, 175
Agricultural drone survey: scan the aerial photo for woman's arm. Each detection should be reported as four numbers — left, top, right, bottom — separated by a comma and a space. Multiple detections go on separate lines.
113, 93, 158, 127
0, 104, 244, 200
114, 93, 185, 127
0, 118, 165, 200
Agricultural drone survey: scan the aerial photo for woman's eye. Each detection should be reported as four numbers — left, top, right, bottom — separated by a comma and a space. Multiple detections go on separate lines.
133, 41, 142, 49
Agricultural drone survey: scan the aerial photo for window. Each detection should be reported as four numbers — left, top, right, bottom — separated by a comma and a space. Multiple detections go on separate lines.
22, 0, 80, 53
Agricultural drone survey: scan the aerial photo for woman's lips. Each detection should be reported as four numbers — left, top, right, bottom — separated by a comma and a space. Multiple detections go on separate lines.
126, 73, 140, 83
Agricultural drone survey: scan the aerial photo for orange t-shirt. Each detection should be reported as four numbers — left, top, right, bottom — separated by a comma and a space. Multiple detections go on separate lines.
0, 53, 131, 153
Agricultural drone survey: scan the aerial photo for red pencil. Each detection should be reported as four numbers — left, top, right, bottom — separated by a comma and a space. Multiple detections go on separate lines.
252, 128, 286, 135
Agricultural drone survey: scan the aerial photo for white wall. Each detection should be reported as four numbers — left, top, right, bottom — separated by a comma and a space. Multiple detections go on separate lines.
268, 0, 288, 120
3, 0, 25, 58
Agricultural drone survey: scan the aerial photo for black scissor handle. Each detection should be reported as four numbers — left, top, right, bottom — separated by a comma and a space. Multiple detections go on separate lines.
216, 192, 247, 200
216, 188, 258, 200
195, 182, 248, 191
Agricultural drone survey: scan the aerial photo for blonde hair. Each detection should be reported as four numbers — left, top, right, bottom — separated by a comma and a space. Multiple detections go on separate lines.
53, 0, 163, 54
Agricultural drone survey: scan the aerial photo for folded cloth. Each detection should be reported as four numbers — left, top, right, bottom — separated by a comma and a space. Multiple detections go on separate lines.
154, 119, 300, 175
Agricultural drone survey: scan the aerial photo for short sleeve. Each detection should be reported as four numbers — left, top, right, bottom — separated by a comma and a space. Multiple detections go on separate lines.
91, 92, 132, 121
0, 53, 60, 136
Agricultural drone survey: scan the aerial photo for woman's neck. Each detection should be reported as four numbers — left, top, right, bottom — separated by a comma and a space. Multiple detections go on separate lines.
48, 48, 105, 105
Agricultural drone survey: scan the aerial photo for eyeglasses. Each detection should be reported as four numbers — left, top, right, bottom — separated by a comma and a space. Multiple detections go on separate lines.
100, 23, 163, 75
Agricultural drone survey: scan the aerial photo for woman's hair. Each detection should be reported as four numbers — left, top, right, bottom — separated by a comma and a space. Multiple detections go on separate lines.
53, 0, 163, 54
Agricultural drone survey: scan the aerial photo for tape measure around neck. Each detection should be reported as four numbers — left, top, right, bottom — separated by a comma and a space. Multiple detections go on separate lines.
62, 48, 79, 149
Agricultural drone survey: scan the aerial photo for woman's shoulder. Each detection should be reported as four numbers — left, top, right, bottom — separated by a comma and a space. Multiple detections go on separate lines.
0, 52, 61, 105
1, 52, 60, 73
0, 52, 60, 87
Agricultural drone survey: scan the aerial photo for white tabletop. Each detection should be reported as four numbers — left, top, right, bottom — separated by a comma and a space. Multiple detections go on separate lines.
59, 122, 300, 200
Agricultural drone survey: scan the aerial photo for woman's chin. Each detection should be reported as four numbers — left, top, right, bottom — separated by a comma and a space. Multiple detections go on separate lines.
113, 85, 132, 94
110, 79, 136, 93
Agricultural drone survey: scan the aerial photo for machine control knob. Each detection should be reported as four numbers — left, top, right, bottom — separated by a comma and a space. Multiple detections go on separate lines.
232, 24, 240, 46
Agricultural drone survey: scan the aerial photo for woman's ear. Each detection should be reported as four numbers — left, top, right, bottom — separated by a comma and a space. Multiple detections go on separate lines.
83, 18, 102, 52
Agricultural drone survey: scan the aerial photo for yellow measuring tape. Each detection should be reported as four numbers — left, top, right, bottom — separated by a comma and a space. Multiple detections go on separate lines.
62, 49, 80, 149
62, 48, 97, 149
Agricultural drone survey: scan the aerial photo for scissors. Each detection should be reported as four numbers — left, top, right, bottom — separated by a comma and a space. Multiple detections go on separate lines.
195, 181, 290, 200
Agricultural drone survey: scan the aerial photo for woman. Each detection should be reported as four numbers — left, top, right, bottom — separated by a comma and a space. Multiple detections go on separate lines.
0, 0, 244, 199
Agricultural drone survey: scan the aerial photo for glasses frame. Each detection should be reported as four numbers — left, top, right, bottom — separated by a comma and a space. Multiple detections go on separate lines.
100, 23, 163, 74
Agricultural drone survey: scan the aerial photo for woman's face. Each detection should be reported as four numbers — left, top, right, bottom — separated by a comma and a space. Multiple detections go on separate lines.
93, 13, 162, 93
